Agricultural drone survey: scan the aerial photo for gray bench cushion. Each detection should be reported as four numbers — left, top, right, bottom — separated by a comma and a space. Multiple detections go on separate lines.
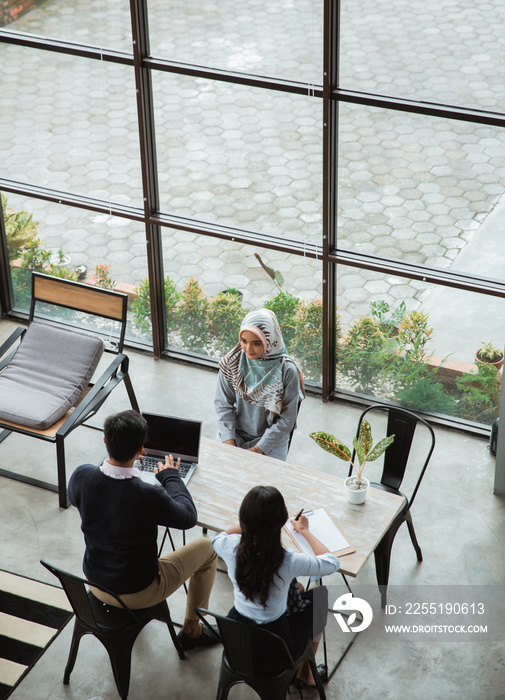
0, 322, 104, 430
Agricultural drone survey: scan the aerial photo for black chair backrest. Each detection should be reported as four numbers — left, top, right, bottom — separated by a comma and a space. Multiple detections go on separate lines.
198, 609, 294, 677
381, 407, 417, 491
40, 560, 137, 630
352, 404, 435, 505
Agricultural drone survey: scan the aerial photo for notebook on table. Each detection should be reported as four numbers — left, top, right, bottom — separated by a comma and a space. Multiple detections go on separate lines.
133, 412, 201, 486
284, 507, 355, 557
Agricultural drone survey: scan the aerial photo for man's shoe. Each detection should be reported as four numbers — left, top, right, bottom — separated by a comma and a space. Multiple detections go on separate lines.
177, 624, 221, 650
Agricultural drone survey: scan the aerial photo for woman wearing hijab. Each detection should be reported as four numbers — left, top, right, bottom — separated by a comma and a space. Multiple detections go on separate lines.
214, 308, 304, 461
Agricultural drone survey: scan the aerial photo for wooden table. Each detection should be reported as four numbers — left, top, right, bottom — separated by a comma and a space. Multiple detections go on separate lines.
190, 438, 405, 578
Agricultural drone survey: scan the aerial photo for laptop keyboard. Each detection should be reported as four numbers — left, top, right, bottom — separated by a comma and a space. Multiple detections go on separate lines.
139, 456, 194, 479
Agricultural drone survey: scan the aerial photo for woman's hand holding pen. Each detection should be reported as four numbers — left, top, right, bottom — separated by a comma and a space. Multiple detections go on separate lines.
290, 509, 330, 555
291, 514, 309, 532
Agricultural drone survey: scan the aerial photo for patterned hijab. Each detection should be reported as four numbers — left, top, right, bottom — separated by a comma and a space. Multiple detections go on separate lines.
219, 308, 304, 416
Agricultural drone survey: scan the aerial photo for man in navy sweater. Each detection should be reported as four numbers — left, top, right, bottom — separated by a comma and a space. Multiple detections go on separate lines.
68, 409, 218, 649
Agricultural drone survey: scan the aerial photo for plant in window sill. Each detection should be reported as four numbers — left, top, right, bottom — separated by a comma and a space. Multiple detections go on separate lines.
309, 422, 395, 504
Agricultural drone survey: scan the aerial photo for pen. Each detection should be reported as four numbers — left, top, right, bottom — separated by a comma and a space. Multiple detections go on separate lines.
294, 508, 304, 521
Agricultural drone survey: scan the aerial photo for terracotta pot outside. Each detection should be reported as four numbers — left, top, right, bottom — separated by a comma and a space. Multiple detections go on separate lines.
475, 349, 504, 371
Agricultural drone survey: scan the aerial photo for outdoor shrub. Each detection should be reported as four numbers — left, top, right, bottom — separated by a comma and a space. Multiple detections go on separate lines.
2, 193, 38, 261
396, 311, 433, 363
131, 276, 180, 337
94, 263, 116, 290
396, 372, 457, 415
131, 278, 152, 336
291, 298, 323, 383
264, 290, 301, 350
175, 277, 209, 353
456, 363, 501, 424
207, 291, 245, 356
11, 238, 77, 309
338, 315, 388, 394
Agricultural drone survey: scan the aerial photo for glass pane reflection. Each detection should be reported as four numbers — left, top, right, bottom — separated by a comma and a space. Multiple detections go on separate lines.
336, 267, 504, 425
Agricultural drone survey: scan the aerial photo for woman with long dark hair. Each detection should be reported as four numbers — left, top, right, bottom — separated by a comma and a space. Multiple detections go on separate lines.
212, 485, 339, 686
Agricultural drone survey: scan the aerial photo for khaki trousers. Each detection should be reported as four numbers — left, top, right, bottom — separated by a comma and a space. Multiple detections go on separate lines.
92, 537, 217, 621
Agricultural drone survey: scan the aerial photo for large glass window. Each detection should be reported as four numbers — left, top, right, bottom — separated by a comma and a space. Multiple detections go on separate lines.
128, 230, 324, 383
4, 0, 132, 52
4, 193, 148, 344
0, 46, 142, 205
336, 267, 504, 425
340, 0, 505, 111
2, 0, 505, 434
337, 104, 505, 270
148, 0, 323, 83
153, 74, 322, 241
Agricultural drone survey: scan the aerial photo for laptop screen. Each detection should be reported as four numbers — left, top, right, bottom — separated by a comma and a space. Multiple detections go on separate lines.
142, 412, 201, 461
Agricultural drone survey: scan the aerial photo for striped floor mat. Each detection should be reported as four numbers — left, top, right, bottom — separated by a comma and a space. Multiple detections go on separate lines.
0, 570, 73, 700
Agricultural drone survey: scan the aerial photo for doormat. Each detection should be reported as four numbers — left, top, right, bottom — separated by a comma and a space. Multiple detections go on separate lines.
0, 570, 73, 700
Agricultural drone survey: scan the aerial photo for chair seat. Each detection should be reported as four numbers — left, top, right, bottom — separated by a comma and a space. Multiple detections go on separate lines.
0, 322, 104, 430
88, 591, 167, 630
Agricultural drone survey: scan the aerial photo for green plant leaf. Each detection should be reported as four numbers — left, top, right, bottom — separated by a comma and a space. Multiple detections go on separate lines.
366, 434, 395, 462
358, 420, 373, 458
309, 431, 351, 461
274, 270, 284, 287
353, 435, 365, 466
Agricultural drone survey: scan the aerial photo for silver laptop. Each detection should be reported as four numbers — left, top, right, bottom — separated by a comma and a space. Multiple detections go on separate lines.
134, 412, 201, 486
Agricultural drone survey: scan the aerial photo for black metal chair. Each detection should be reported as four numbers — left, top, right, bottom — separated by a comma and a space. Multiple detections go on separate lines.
40, 560, 185, 700
195, 607, 326, 700
349, 404, 436, 607
0, 272, 139, 508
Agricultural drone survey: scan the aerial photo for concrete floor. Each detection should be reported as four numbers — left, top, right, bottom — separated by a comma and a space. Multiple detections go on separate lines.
1, 316, 505, 700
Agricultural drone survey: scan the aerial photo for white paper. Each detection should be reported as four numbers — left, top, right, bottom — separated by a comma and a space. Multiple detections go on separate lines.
285, 508, 350, 555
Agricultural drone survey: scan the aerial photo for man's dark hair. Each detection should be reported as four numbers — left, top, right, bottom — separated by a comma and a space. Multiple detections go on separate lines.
103, 410, 148, 463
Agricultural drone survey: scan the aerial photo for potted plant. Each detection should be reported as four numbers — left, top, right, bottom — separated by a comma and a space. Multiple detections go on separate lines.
309, 422, 395, 504
475, 341, 504, 371
371, 299, 406, 337
49, 248, 71, 267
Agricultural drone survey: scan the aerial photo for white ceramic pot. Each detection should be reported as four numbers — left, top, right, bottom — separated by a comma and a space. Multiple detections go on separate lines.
345, 475, 370, 505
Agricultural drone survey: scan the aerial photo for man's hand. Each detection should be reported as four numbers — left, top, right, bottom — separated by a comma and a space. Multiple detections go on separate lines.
154, 454, 181, 473
247, 445, 264, 454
